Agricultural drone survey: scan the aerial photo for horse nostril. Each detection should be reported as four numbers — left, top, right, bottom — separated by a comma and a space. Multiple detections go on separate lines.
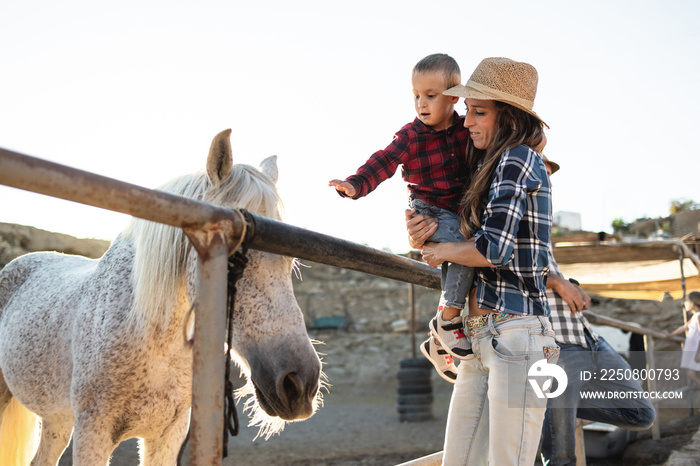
309, 380, 319, 398
279, 372, 302, 406
276, 369, 319, 420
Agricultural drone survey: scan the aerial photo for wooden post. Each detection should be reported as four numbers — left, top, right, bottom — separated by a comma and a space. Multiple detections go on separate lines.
575, 419, 587, 466
408, 251, 423, 359
644, 334, 661, 440
680, 249, 689, 329
409, 282, 417, 358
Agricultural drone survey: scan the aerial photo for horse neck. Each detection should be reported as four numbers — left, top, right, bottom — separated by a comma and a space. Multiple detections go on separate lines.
122, 220, 192, 338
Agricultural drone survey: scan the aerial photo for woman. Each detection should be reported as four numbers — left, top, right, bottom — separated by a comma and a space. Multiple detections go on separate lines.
667, 291, 700, 386
407, 57, 559, 465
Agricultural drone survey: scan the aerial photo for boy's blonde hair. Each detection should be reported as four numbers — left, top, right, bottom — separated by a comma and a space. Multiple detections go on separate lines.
412, 53, 461, 89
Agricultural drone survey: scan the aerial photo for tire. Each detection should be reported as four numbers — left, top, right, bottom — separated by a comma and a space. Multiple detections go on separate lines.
400, 411, 433, 422
400, 357, 433, 369
397, 394, 434, 405
397, 385, 432, 395
397, 404, 432, 414
396, 377, 432, 387
396, 368, 431, 379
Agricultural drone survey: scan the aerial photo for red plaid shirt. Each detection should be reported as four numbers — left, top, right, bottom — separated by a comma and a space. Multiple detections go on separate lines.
342, 113, 469, 213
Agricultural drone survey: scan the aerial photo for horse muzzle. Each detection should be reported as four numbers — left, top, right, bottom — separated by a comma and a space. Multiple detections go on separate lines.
253, 366, 321, 421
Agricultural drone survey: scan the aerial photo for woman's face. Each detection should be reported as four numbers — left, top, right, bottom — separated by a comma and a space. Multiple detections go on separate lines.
464, 98, 498, 150
688, 300, 700, 313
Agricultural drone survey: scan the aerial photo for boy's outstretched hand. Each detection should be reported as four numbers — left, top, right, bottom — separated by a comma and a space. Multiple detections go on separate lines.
328, 179, 356, 197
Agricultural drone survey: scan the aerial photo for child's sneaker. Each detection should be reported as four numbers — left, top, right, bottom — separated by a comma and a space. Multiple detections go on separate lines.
420, 336, 457, 383
430, 308, 473, 360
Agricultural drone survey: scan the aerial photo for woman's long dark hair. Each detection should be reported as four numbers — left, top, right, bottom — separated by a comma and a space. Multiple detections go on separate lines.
460, 102, 545, 236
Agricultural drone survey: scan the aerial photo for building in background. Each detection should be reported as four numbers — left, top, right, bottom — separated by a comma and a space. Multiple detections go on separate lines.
554, 211, 582, 232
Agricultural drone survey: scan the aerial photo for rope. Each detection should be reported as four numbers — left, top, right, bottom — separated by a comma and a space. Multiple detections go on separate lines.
223, 242, 248, 457
230, 208, 248, 255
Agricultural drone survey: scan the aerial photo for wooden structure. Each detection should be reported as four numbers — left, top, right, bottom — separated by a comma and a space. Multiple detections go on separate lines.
554, 239, 700, 301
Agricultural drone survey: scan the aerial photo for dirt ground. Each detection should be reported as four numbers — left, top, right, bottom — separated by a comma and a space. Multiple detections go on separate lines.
214, 384, 452, 466
59, 381, 453, 466
57, 378, 700, 466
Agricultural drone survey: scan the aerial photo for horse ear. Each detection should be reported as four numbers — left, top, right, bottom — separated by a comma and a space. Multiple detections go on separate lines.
260, 155, 278, 184
207, 129, 233, 186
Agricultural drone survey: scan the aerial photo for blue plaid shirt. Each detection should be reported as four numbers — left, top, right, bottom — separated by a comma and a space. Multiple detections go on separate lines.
473, 145, 552, 316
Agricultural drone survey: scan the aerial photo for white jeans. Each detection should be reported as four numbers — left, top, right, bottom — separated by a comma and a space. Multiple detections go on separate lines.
442, 315, 559, 466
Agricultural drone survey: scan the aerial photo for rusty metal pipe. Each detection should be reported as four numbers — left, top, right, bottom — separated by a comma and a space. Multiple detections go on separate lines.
0, 146, 243, 235
246, 215, 441, 290
0, 147, 441, 290
189, 235, 229, 464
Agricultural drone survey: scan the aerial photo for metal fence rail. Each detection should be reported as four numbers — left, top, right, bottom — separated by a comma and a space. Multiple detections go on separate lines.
0, 147, 441, 289
0, 146, 440, 465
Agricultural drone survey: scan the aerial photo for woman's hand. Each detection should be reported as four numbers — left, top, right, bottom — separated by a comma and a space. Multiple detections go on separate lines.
405, 209, 438, 249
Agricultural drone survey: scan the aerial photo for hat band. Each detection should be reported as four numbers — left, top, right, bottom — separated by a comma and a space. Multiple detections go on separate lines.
466, 80, 534, 111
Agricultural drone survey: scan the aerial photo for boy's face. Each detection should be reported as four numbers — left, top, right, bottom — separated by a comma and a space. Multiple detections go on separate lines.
412, 71, 459, 131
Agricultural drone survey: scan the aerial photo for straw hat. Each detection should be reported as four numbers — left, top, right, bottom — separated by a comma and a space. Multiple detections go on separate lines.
542, 155, 560, 175
444, 57, 547, 127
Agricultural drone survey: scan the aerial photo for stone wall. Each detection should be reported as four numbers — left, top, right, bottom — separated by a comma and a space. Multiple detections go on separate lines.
292, 258, 441, 333
628, 209, 700, 239
673, 210, 700, 237
295, 260, 689, 345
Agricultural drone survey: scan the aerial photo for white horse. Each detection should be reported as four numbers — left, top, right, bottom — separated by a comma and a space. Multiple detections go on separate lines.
0, 129, 323, 465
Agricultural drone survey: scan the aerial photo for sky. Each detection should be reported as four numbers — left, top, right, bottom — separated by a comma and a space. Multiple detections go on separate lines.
1, 0, 699, 254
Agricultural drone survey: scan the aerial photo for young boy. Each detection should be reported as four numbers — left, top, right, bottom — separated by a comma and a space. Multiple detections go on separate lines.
329, 53, 474, 382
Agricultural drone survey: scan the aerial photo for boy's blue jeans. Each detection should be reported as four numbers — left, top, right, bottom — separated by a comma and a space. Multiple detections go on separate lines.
411, 199, 474, 310
541, 332, 656, 466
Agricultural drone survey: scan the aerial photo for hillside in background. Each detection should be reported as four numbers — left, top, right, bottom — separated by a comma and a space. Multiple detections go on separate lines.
0, 222, 109, 268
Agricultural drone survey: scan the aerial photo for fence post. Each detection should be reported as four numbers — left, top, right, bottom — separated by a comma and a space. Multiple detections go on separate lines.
188, 234, 229, 465
643, 334, 661, 440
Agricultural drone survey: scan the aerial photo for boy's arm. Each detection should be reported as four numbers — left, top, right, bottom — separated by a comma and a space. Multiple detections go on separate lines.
328, 179, 357, 197
329, 126, 412, 200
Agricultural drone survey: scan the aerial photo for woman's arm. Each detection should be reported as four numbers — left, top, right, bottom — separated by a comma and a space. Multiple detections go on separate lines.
405, 208, 491, 267
667, 322, 689, 337
421, 238, 493, 268
473, 146, 548, 267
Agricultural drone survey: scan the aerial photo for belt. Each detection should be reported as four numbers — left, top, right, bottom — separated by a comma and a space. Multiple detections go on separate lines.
466, 312, 525, 330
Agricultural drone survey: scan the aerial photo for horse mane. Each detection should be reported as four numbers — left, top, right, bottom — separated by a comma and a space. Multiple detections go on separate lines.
123, 163, 282, 328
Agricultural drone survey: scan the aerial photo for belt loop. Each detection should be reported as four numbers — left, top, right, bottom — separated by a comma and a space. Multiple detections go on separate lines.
488, 313, 499, 337
538, 315, 547, 335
